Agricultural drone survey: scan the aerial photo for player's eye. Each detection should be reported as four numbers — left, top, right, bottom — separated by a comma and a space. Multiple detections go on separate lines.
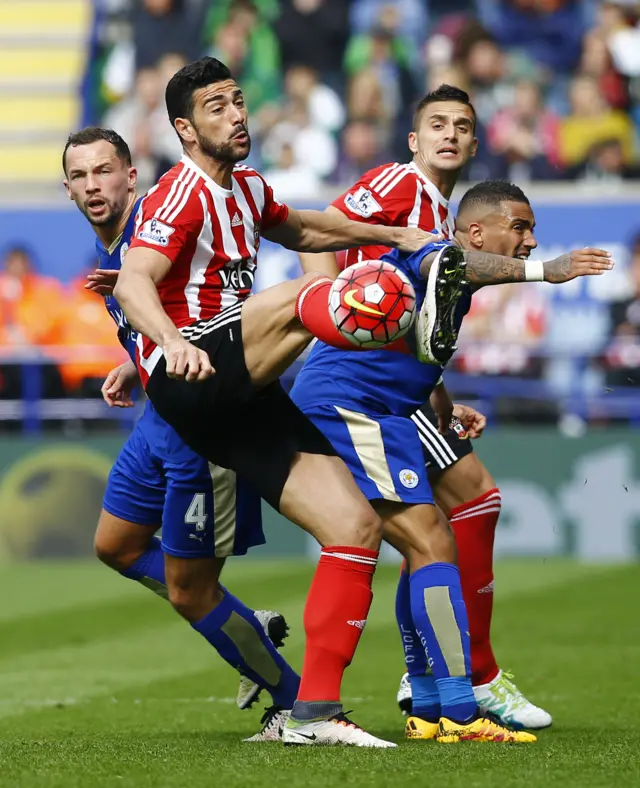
235, 97, 245, 107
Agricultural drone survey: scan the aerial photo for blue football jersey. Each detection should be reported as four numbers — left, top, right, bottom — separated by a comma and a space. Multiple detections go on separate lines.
291, 242, 472, 418
95, 197, 143, 363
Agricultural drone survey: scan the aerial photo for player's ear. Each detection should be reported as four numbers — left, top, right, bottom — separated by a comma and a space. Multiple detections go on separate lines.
128, 166, 138, 190
470, 136, 478, 158
408, 131, 418, 155
62, 179, 72, 200
467, 221, 484, 248
175, 117, 195, 145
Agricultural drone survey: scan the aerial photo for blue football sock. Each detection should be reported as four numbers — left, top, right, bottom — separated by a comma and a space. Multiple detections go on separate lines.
396, 567, 440, 720
409, 562, 477, 723
120, 536, 168, 598
192, 588, 300, 708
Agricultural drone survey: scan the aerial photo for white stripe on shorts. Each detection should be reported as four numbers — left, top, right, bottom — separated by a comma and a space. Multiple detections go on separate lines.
411, 409, 459, 468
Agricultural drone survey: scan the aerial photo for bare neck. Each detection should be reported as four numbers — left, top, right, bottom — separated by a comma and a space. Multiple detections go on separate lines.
411, 156, 460, 201
185, 147, 235, 190
94, 191, 138, 250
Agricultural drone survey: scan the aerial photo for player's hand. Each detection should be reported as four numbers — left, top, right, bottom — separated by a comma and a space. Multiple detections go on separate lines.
452, 403, 486, 439
85, 269, 119, 295
543, 249, 614, 283
102, 360, 138, 408
394, 228, 443, 254
163, 336, 214, 383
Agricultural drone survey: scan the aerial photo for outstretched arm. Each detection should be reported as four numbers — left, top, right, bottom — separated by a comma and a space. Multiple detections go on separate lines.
419, 246, 614, 285
264, 205, 439, 255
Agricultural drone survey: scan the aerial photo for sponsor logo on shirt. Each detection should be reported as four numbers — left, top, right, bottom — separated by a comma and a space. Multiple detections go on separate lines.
138, 218, 175, 247
344, 187, 382, 218
219, 259, 255, 291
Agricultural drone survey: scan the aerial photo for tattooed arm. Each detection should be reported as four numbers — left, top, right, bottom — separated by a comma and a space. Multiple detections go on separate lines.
419, 247, 613, 286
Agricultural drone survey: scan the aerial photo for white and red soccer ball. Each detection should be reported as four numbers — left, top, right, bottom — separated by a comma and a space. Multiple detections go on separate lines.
329, 260, 417, 349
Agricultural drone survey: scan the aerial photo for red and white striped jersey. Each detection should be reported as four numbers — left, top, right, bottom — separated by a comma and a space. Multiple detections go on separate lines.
331, 161, 456, 269
128, 155, 289, 384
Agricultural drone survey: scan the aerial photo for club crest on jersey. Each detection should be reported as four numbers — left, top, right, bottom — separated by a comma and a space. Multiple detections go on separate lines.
450, 417, 469, 439
138, 218, 175, 247
120, 242, 129, 264
344, 187, 382, 218
399, 468, 419, 489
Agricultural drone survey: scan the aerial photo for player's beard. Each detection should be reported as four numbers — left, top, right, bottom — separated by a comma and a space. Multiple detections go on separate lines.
80, 199, 123, 228
195, 126, 251, 163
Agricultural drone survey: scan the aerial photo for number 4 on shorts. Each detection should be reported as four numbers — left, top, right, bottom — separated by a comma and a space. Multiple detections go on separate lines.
185, 492, 208, 532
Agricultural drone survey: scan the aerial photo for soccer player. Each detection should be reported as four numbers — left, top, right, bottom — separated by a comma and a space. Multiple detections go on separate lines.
63, 126, 302, 737
112, 57, 437, 748
291, 187, 611, 742
297, 85, 552, 729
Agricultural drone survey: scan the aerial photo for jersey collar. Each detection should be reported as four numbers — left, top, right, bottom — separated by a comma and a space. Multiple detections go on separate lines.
409, 162, 450, 210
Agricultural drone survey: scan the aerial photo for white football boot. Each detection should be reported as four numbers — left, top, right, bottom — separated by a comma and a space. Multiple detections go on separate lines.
396, 673, 412, 717
282, 713, 397, 748
236, 610, 289, 710
474, 670, 552, 730
243, 706, 291, 742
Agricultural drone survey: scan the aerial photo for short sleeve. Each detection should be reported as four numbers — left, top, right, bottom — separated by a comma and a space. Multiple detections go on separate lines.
261, 179, 289, 230
331, 166, 413, 228
129, 180, 204, 264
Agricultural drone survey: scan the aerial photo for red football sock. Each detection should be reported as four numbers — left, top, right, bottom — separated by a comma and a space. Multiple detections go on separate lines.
297, 546, 378, 702
449, 488, 502, 686
295, 276, 362, 351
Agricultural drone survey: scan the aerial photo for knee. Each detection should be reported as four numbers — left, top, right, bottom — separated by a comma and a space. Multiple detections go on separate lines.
333, 503, 383, 550
94, 532, 142, 572
166, 577, 223, 622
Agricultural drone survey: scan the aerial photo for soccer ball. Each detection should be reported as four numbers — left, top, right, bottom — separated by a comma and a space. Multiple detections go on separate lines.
329, 260, 417, 348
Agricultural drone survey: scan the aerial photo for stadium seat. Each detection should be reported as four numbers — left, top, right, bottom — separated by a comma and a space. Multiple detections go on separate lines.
0, 0, 90, 188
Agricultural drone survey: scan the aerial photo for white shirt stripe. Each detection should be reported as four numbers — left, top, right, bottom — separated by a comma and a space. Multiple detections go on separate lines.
369, 163, 400, 191
183, 191, 214, 321
157, 166, 191, 222
378, 165, 411, 198
406, 180, 423, 227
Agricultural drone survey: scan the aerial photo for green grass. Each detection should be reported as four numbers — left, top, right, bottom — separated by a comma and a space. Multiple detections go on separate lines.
0, 559, 639, 787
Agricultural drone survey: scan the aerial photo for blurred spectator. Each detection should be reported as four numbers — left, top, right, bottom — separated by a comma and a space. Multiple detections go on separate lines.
273, 0, 351, 91
132, 0, 205, 72
456, 283, 548, 377
349, 0, 429, 49
605, 232, 640, 387
53, 269, 125, 396
103, 65, 182, 191
459, 35, 515, 126
261, 99, 337, 183
0, 247, 65, 349
579, 31, 628, 110
487, 79, 563, 180
206, 0, 282, 114
559, 74, 635, 166
345, 27, 417, 121
284, 65, 345, 134
565, 138, 640, 182
262, 141, 321, 199
486, 0, 587, 75
332, 119, 389, 184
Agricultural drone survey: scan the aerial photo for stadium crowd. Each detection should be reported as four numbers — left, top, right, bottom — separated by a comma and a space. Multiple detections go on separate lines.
1, 0, 639, 414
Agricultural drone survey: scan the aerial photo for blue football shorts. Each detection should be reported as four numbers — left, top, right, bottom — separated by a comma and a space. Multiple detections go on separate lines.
297, 402, 435, 505
102, 402, 265, 558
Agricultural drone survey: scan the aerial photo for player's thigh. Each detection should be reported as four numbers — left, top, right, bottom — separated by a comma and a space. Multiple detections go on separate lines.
377, 500, 456, 570
431, 453, 497, 518
241, 273, 317, 387
94, 509, 158, 570
279, 452, 382, 549
302, 403, 434, 508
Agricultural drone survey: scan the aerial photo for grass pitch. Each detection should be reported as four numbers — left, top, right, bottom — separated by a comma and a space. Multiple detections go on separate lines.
0, 559, 639, 788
